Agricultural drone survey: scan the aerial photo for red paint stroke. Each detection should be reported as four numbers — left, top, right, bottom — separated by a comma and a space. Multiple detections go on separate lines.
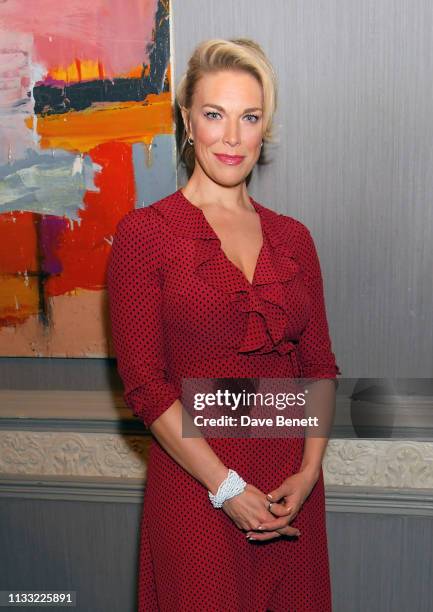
45, 140, 136, 296
0, 211, 38, 273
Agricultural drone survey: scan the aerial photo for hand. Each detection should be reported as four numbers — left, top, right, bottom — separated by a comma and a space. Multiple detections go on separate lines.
221, 483, 276, 531
245, 467, 320, 541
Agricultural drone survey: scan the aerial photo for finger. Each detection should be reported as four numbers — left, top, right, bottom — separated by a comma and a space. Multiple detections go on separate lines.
247, 516, 301, 535
266, 488, 284, 503
249, 517, 294, 533
277, 525, 302, 538
272, 503, 300, 524
246, 525, 301, 538
268, 503, 295, 517
247, 530, 282, 541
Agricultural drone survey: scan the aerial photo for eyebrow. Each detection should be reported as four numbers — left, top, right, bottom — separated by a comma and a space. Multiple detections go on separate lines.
201, 104, 263, 113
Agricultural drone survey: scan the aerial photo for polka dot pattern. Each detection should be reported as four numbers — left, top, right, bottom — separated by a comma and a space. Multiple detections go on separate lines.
107, 189, 341, 611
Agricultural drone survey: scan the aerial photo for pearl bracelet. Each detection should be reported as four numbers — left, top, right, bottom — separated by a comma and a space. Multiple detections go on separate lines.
208, 468, 247, 508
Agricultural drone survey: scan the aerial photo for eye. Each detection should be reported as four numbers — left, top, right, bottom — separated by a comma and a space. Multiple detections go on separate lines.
244, 114, 260, 123
204, 111, 222, 120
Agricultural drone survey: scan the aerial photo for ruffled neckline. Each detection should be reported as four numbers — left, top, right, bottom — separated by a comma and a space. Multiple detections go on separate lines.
149, 189, 303, 362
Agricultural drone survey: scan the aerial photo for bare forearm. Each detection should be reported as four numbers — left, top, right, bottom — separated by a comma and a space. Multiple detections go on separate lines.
300, 379, 336, 478
300, 438, 330, 479
149, 399, 229, 495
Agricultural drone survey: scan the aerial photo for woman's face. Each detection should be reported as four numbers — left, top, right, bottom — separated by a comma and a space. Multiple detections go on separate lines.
182, 69, 265, 187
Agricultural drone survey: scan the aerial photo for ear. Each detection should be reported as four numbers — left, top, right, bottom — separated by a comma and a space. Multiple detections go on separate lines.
180, 106, 191, 137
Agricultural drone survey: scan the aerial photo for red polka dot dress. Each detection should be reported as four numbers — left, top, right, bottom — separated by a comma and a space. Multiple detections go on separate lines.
107, 189, 341, 612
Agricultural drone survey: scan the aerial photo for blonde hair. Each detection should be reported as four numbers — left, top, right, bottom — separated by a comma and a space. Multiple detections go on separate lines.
175, 38, 278, 174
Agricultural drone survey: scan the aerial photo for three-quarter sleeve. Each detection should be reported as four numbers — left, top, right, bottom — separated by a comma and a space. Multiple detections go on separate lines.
106, 208, 180, 428
296, 223, 342, 381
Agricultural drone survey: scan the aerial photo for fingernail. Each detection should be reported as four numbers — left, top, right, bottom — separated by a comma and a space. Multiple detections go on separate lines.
267, 494, 273, 499
257, 525, 264, 530
248, 537, 256, 541
296, 531, 301, 536
286, 506, 293, 512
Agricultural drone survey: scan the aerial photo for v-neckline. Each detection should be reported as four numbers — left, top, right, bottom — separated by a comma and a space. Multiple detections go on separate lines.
178, 188, 265, 288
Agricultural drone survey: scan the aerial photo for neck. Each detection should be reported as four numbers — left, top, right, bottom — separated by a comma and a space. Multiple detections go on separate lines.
181, 166, 252, 212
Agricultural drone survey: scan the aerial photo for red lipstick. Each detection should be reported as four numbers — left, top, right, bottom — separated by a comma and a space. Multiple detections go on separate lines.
214, 153, 245, 166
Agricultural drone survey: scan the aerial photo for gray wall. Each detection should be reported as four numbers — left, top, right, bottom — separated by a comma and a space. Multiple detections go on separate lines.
1, 5, 433, 612
1, 0, 432, 393
1, 487, 432, 612
0, 496, 141, 611
172, 0, 433, 379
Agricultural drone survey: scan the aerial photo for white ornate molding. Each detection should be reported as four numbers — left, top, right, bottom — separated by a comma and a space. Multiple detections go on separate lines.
0, 431, 151, 480
1, 431, 433, 490
324, 439, 433, 488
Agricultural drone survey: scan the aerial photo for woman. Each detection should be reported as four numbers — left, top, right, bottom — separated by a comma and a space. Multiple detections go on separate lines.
107, 38, 341, 612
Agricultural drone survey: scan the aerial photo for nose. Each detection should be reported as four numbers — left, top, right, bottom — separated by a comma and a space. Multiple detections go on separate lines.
223, 118, 241, 147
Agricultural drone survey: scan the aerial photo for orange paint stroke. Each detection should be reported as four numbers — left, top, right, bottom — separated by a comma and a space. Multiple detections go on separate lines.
25, 93, 174, 153
0, 274, 40, 325
49, 59, 152, 82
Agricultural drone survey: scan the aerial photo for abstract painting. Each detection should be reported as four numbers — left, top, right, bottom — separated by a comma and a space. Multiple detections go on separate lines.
0, 0, 175, 357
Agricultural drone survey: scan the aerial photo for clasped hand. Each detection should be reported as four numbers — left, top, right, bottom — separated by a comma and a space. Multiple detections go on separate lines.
222, 469, 319, 541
